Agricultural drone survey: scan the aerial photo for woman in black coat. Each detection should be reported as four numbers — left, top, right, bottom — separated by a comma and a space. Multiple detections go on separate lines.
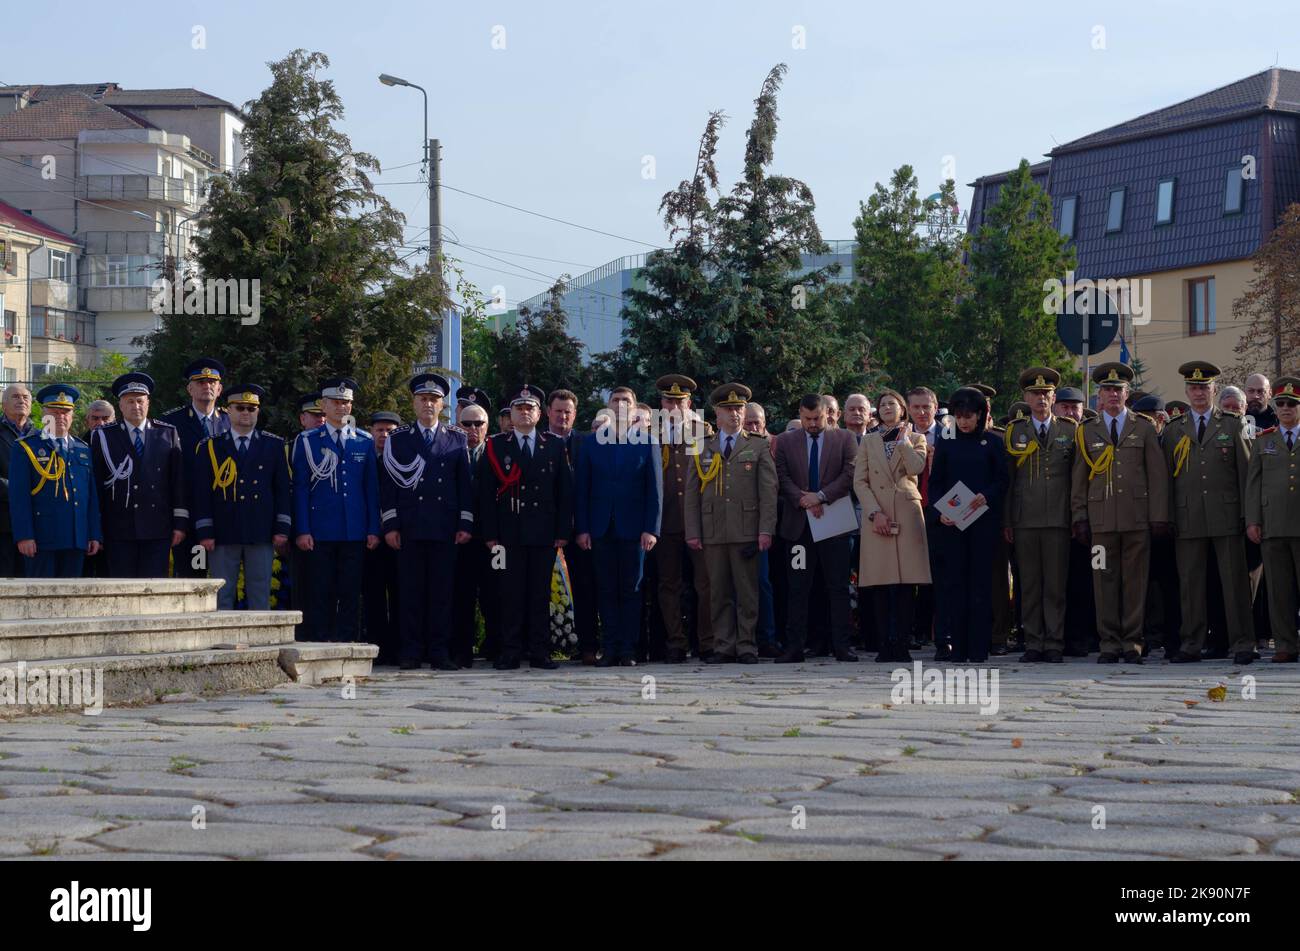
928, 388, 1009, 663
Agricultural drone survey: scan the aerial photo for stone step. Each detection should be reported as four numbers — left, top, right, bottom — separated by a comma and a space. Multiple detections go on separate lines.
278, 643, 378, 685
0, 578, 224, 620
0, 610, 301, 662
0, 642, 375, 715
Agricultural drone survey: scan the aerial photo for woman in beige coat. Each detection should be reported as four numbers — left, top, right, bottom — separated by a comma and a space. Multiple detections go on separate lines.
853, 389, 931, 662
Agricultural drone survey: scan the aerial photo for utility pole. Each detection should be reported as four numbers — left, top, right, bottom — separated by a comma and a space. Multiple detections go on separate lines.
428, 138, 460, 380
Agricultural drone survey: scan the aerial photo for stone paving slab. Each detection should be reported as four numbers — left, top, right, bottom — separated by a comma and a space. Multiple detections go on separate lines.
1, 659, 1298, 858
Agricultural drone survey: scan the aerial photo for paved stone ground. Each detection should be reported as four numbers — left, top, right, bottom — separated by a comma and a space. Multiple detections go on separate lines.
3, 657, 1300, 860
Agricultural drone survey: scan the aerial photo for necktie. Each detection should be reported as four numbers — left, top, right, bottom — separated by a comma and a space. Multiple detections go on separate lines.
808, 432, 820, 492
724, 435, 733, 459
523, 435, 532, 460
1197, 415, 1206, 443
1288, 431, 1295, 451
333, 428, 343, 452
424, 427, 434, 449
1038, 423, 1048, 446
1110, 418, 1119, 446
201, 415, 211, 438
133, 428, 144, 455
238, 436, 248, 458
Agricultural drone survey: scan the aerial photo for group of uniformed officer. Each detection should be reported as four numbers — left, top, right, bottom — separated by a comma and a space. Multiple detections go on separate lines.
9, 354, 1300, 669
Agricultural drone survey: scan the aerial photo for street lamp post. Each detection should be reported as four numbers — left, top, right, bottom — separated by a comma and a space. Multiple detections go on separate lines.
380, 73, 456, 381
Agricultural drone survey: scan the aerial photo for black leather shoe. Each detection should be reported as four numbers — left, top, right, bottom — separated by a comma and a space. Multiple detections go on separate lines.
1233, 651, 1255, 665
757, 644, 781, 659
1169, 652, 1201, 663
1043, 650, 1064, 663
991, 645, 1009, 656
774, 650, 805, 664
431, 659, 460, 671
933, 646, 953, 662
595, 655, 618, 667
704, 654, 731, 664
737, 654, 759, 664
454, 655, 474, 669
493, 657, 520, 670
618, 657, 637, 667
1122, 650, 1143, 665
530, 657, 559, 670
664, 649, 687, 664
1096, 652, 1119, 664
399, 659, 421, 670
1020, 650, 1044, 663
696, 651, 714, 663
834, 650, 860, 663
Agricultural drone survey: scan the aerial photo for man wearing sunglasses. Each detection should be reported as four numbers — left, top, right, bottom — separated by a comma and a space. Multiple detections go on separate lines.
1246, 377, 1300, 663
192, 385, 291, 610
452, 388, 497, 667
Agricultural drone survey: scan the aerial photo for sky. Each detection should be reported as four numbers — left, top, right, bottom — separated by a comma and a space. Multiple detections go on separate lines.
6, 0, 1300, 315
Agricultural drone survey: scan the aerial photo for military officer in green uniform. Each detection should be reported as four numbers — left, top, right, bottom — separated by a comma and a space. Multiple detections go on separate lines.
655, 373, 715, 662
1070, 362, 1171, 663
1003, 368, 1076, 662
1162, 361, 1254, 665
684, 383, 777, 664
1246, 376, 1300, 662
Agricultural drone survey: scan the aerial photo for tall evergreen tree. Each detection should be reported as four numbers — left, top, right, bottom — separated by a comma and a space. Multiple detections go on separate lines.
608, 65, 868, 420
846, 166, 964, 395
136, 49, 445, 432
963, 159, 1076, 413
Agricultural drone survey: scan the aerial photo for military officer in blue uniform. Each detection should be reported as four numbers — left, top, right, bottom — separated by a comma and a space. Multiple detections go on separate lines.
292, 377, 380, 642
286, 391, 325, 633
161, 357, 231, 578
379, 373, 474, 669
92, 373, 187, 578
477, 384, 573, 670
192, 385, 291, 610
10, 384, 102, 577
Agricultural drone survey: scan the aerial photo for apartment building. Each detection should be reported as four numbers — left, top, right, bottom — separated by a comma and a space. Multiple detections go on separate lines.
0, 83, 243, 364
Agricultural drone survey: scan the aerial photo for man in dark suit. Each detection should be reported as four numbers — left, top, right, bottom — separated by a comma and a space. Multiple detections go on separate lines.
548, 387, 599, 663
452, 388, 496, 666
0, 383, 36, 577
773, 393, 859, 663
191, 384, 291, 609
92, 373, 187, 578
161, 357, 231, 578
477, 384, 573, 670
379, 373, 473, 670
575, 387, 661, 665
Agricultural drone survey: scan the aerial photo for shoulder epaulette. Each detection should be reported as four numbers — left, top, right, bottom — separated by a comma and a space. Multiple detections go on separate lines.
1052, 415, 1078, 426
1131, 411, 1155, 424
447, 423, 466, 435
152, 419, 178, 431
1222, 409, 1243, 418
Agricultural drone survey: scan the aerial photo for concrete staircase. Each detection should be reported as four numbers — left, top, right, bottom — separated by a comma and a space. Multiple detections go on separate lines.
0, 579, 376, 715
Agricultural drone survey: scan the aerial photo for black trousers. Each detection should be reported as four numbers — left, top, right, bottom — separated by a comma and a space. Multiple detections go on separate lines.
0, 531, 15, 578
106, 538, 171, 578
309, 541, 364, 641
397, 539, 457, 664
500, 544, 556, 662
452, 538, 498, 662
941, 517, 996, 662
362, 543, 400, 663
873, 584, 915, 651
783, 529, 852, 655
568, 542, 600, 655
171, 539, 205, 578
1146, 532, 1181, 654
290, 546, 313, 639
1065, 536, 1098, 653
915, 511, 946, 648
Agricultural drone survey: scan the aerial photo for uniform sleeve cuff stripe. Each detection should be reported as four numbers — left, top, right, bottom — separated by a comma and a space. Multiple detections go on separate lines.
174, 508, 189, 518
461, 511, 474, 522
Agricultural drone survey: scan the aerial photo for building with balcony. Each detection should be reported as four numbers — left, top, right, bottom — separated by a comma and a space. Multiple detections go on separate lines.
966, 68, 1300, 398
0, 84, 243, 363
0, 200, 95, 385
